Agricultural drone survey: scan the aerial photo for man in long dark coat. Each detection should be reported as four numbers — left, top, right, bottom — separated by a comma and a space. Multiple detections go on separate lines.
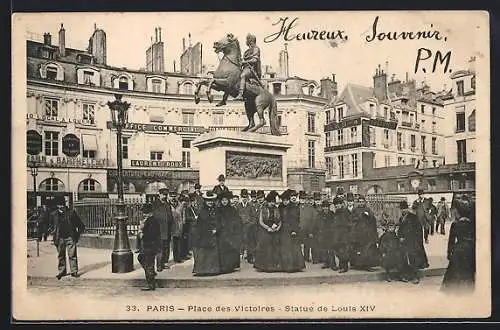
300, 193, 321, 263
350, 195, 380, 271
398, 200, 429, 284
218, 190, 242, 271
137, 203, 161, 291
152, 188, 173, 272
237, 189, 257, 263
412, 188, 430, 244
319, 200, 338, 270
334, 192, 355, 273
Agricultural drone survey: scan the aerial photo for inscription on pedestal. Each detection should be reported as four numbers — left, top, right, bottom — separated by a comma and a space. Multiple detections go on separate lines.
225, 151, 283, 181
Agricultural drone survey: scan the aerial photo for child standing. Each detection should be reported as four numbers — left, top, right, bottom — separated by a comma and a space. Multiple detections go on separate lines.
378, 222, 405, 282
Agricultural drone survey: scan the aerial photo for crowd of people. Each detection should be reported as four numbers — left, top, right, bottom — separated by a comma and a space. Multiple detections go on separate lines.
26, 174, 476, 293
135, 174, 476, 292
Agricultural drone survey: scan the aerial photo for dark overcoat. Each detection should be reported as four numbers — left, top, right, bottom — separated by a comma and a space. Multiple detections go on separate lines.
398, 212, 429, 269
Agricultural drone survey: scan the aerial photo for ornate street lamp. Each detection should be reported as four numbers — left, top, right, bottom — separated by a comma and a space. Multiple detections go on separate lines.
28, 161, 39, 208
107, 94, 133, 273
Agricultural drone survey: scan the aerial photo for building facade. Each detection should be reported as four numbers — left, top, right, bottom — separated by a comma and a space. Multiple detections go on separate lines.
323, 65, 446, 195
26, 24, 332, 205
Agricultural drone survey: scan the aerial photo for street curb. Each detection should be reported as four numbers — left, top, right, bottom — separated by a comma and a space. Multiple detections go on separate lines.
27, 267, 446, 288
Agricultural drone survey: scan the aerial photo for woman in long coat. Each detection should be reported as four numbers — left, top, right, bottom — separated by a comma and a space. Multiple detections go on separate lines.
191, 191, 223, 276
350, 196, 380, 271
441, 195, 475, 293
254, 192, 282, 272
278, 190, 305, 272
217, 190, 243, 272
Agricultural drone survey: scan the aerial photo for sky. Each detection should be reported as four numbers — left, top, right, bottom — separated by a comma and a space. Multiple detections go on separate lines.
17, 11, 487, 93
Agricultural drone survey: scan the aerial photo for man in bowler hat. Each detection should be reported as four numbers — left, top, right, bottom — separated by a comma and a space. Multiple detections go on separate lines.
50, 196, 85, 279
137, 203, 161, 290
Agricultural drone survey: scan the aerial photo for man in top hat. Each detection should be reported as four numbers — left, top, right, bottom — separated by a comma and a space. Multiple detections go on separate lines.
192, 183, 204, 213
313, 192, 323, 208
412, 188, 430, 244
213, 174, 229, 197
237, 189, 257, 263
436, 196, 450, 235
250, 190, 257, 203
336, 187, 346, 201
50, 196, 86, 279
334, 192, 356, 273
137, 203, 161, 291
152, 187, 174, 272
300, 191, 321, 263
397, 200, 429, 284
289, 190, 299, 205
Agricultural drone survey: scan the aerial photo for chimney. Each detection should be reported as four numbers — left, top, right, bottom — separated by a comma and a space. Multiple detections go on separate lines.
189, 33, 192, 47
373, 64, 388, 102
58, 23, 66, 57
158, 27, 162, 42
155, 28, 158, 42
182, 38, 186, 52
173, 60, 176, 72
320, 74, 338, 101
94, 23, 97, 31
468, 55, 476, 73
405, 72, 409, 82
43, 33, 52, 45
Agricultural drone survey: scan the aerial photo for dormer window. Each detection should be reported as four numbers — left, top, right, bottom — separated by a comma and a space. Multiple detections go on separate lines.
273, 83, 282, 95
119, 77, 128, 90
337, 106, 344, 120
84, 71, 94, 85
40, 62, 64, 81
113, 73, 134, 91
152, 79, 162, 93
146, 76, 167, 94
46, 66, 58, 80
183, 82, 193, 95
471, 76, 476, 90
308, 85, 315, 96
77, 66, 100, 86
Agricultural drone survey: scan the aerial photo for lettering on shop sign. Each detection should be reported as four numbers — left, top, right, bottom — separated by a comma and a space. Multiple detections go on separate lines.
26, 155, 107, 168
130, 160, 184, 168
26, 113, 94, 125
107, 169, 198, 180
106, 121, 206, 134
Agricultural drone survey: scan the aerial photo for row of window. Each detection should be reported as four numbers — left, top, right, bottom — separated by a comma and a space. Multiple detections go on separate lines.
395, 132, 438, 155
325, 127, 359, 147
43, 131, 96, 157
325, 154, 359, 179
43, 64, 196, 94
35, 178, 99, 192
43, 98, 96, 124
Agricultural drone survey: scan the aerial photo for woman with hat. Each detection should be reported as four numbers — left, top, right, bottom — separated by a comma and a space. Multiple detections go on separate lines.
191, 191, 224, 276
278, 190, 306, 272
217, 190, 243, 272
441, 195, 475, 293
254, 191, 282, 272
397, 200, 429, 284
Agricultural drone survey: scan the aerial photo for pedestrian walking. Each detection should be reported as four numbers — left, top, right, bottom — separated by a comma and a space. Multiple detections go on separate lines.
436, 197, 450, 235
378, 221, 405, 282
50, 197, 85, 280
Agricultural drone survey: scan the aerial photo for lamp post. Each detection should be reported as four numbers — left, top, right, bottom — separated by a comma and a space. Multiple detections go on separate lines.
107, 94, 134, 273
29, 161, 39, 208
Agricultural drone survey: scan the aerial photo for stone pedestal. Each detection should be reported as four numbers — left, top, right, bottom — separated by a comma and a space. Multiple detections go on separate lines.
192, 131, 292, 193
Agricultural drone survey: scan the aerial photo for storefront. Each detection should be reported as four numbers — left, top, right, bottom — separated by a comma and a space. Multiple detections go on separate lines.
107, 168, 199, 197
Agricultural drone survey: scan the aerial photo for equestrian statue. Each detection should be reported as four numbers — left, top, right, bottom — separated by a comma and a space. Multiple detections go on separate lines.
194, 33, 281, 136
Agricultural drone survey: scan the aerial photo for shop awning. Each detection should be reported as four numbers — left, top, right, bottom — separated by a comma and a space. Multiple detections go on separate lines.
82, 134, 98, 151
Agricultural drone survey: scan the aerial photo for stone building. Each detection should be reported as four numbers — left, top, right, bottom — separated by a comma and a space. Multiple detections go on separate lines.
26, 24, 332, 205
323, 64, 446, 196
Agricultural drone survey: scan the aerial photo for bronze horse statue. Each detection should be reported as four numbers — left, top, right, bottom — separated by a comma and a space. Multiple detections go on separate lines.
193, 34, 281, 136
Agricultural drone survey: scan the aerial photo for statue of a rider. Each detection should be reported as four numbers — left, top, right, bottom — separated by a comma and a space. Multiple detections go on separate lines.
234, 33, 262, 101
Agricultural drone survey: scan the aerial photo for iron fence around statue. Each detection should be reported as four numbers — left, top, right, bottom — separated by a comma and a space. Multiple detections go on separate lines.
73, 198, 143, 237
